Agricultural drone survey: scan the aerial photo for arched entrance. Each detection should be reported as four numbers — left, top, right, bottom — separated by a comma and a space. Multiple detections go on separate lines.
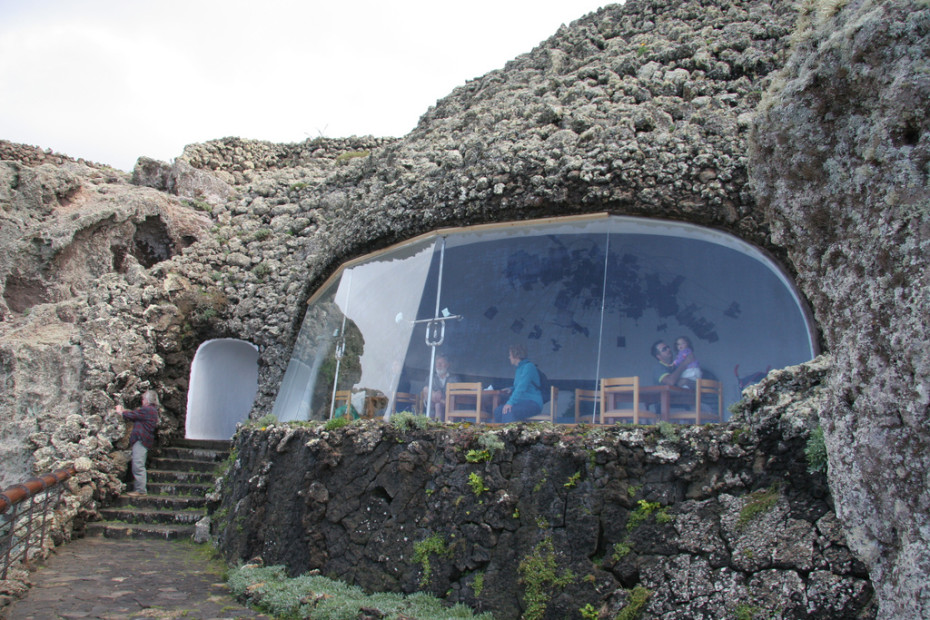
186, 338, 259, 440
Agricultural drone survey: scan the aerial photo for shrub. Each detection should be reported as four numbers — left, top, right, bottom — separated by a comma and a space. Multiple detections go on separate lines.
805, 426, 828, 473
518, 537, 575, 620
336, 150, 370, 164
324, 417, 350, 431
738, 485, 780, 529
413, 533, 451, 587
616, 585, 652, 620
227, 564, 492, 619
468, 472, 489, 496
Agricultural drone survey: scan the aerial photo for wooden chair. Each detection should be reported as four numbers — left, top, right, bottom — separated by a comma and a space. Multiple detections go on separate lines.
527, 386, 559, 423
668, 379, 723, 424
574, 388, 600, 424
600, 376, 658, 425
393, 392, 419, 415
333, 389, 353, 419
445, 382, 490, 423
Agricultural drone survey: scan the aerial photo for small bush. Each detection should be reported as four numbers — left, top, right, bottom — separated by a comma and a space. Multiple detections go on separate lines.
228, 564, 491, 619
324, 417, 350, 431
336, 150, 371, 164
466, 449, 491, 463
738, 485, 780, 529
805, 426, 828, 473
391, 411, 431, 432
468, 472, 489, 496
413, 533, 451, 587
518, 537, 575, 620
616, 585, 652, 620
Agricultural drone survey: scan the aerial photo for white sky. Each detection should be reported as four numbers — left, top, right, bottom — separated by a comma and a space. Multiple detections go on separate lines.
0, 1, 611, 171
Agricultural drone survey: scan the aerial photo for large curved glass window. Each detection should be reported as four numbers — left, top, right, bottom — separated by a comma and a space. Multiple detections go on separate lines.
272, 215, 817, 423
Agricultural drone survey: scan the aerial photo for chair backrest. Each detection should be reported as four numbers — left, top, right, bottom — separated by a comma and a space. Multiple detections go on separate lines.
600, 376, 639, 424
574, 388, 599, 424
445, 382, 486, 423
695, 379, 723, 422
528, 385, 559, 423
393, 391, 419, 415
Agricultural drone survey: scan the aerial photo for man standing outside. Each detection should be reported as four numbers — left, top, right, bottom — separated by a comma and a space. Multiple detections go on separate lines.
116, 390, 160, 497
494, 344, 543, 423
651, 340, 694, 386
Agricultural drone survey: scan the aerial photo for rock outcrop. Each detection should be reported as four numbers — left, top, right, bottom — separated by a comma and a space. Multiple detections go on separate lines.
0, 0, 927, 616
749, 1, 930, 617
214, 358, 873, 619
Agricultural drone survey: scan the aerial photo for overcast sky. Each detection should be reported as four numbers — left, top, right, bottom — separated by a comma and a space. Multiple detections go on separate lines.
0, 1, 612, 171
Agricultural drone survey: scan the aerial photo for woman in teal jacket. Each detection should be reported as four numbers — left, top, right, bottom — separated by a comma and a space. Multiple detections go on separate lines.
494, 344, 543, 423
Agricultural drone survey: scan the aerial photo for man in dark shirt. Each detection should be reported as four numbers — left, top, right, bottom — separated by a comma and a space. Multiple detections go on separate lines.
651, 340, 694, 386
116, 390, 160, 496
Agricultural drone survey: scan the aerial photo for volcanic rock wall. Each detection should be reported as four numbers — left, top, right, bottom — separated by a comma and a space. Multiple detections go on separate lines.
0, 0, 927, 616
214, 360, 873, 619
749, 1, 930, 616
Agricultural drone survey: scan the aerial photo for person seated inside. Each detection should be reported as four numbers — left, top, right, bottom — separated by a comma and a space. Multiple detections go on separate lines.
494, 344, 543, 423
651, 339, 695, 387
421, 354, 459, 419
673, 335, 702, 388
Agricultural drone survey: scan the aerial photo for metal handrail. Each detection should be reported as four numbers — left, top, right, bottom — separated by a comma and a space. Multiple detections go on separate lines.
0, 465, 76, 579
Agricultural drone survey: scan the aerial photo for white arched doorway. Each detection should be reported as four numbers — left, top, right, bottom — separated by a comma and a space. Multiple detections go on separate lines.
186, 338, 259, 440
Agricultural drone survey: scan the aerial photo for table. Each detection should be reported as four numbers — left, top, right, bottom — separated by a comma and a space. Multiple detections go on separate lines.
631, 385, 694, 421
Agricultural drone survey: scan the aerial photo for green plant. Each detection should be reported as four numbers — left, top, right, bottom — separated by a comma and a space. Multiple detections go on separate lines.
253, 228, 272, 241
580, 602, 599, 619
466, 449, 491, 463
627, 484, 641, 498
612, 541, 632, 562
184, 198, 213, 212
626, 500, 673, 531
227, 564, 492, 619
805, 426, 828, 473
252, 414, 277, 428
252, 262, 272, 279
391, 411, 431, 432
477, 432, 505, 455
335, 150, 371, 164
656, 421, 678, 441
324, 416, 350, 431
518, 537, 575, 620
472, 571, 485, 598
468, 472, 489, 496
564, 471, 582, 488
615, 585, 651, 620
533, 469, 549, 493
413, 533, 451, 587
735, 603, 764, 620
738, 485, 780, 530
288, 182, 309, 191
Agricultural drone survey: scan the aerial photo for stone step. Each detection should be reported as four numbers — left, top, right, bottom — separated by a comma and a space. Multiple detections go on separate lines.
170, 438, 232, 451
86, 521, 196, 540
114, 495, 207, 510
147, 481, 213, 497
157, 446, 230, 463
149, 469, 216, 485
150, 457, 222, 473
99, 506, 205, 526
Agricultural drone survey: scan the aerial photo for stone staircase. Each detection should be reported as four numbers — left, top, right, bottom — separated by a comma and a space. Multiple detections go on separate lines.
87, 439, 230, 540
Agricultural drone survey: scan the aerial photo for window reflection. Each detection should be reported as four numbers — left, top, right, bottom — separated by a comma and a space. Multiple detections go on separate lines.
272, 216, 816, 424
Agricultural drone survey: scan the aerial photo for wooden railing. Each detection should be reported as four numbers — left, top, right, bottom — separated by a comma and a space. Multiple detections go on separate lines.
0, 465, 76, 579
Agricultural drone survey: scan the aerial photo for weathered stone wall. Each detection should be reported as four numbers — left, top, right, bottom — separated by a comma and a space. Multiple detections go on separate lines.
1, 0, 926, 616
213, 359, 873, 619
748, 1, 930, 617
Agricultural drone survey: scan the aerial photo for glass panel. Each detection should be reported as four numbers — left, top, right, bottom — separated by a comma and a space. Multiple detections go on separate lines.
598, 218, 814, 413
272, 237, 435, 421
273, 216, 817, 424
